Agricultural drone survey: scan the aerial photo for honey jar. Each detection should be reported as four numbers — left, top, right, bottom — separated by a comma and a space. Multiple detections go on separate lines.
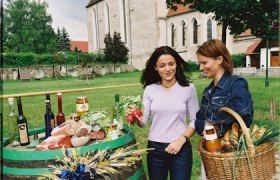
76, 96, 89, 116
205, 125, 222, 153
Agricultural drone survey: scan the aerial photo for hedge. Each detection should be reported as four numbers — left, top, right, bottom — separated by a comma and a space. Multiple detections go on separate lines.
3, 52, 105, 68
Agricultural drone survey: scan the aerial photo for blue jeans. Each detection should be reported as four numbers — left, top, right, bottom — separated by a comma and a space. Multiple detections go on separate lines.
147, 140, 193, 180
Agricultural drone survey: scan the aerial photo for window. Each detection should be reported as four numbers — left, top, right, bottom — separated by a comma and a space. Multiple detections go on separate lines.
207, 19, 212, 40
121, 0, 127, 43
93, 8, 99, 49
182, 22, 186, 46
171, 24, 175, 47
105, 2, 110, 34
193, 19, 197, 44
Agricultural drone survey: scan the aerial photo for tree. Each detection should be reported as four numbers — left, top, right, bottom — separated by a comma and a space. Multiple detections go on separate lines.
56, 27, 71, 52
104, 32, 129, 73
3, 0, 57, 53
61, 27, 71, 52
166, 0, 279, 44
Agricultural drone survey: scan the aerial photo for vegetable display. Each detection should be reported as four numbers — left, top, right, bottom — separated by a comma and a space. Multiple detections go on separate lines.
117, 95, 143, 125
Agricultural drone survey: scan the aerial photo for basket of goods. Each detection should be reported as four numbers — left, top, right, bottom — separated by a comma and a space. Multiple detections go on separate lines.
198, 107, 279, 180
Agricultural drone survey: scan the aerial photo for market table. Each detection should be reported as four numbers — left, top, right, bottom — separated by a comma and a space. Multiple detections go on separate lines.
2, 126, 146, 180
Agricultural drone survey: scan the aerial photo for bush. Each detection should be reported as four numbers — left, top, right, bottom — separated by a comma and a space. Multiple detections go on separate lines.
186, 60, 200, 72
104, 32, 129, 64
232, 53, 246, 67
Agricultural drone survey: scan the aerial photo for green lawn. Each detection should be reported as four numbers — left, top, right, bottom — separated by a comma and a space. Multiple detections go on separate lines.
2, 71, 280, 179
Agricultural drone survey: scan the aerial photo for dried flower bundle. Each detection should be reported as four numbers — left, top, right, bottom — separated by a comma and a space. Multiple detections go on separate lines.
41, 144, 154, 179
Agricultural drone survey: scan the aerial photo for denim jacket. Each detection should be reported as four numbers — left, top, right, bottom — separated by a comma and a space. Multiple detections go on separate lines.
195, 72, 253, 137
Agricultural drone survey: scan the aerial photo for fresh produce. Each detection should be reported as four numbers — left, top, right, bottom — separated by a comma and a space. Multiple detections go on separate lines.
117, 95, 143, 124
131, 108, 143, 119
126, 114, 135, 123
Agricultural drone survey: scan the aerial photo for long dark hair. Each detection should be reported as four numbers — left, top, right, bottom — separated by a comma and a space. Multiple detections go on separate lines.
140, 46, 191, 88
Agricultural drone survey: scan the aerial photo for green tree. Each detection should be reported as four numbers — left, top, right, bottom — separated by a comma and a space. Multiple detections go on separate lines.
166, 0, 279, 44
3, 0, 57, 53
61, 27, 71, 52
56, 27, 63, 52
104, 32, 129, 73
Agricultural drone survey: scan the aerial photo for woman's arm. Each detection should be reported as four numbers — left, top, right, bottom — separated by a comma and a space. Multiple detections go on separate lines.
208, 78, 253, 135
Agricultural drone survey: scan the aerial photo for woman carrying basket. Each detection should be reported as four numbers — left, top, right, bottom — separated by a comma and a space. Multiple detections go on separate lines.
195, 39, 254, 179
195, 39, 253, 138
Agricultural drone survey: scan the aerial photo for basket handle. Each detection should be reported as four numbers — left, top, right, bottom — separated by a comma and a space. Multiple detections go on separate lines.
219, 107, 255, 156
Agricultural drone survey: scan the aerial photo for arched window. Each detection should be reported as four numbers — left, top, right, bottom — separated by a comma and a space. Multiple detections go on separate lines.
182, 22, 187, 46
93, 8, 99, 49
171, 24, 175, 47
207, 19, 212, 40
120, 0, 127, 43
193, 19, 198, 44
105, 2, 110, 34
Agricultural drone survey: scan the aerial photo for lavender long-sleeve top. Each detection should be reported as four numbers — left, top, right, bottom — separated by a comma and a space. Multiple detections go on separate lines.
142, 82, 199, 143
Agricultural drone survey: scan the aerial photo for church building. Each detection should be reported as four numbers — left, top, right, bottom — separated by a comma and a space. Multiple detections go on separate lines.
86, 0, 278, 70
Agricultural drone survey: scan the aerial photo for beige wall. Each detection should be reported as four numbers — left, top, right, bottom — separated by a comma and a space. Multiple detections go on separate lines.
87, 0, 260, 70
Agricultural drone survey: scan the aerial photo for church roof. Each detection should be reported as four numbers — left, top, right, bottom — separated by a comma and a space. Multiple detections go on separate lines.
167, 4, 194, 17
86, 0, 103, 8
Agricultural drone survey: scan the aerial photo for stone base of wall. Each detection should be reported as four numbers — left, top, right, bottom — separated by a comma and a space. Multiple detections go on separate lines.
233, 67, 279, 77
1, 64, 136, 80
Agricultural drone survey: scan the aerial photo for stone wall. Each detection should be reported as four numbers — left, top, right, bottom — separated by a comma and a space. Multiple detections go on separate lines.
233, 67, 279, 77
1, 64, 136, 80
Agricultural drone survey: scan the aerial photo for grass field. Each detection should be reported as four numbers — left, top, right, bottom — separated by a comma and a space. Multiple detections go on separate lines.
2, 71, 280, 179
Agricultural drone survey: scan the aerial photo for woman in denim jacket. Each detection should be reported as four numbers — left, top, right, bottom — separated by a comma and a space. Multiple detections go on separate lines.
195, 39, 253, 138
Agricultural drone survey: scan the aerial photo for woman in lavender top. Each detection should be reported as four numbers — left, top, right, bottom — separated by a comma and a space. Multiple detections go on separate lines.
137, 46, 199, 180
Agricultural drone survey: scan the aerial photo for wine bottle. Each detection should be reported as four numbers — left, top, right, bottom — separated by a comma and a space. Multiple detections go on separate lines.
45, 100, 52, 138
112, 94, 119, 124
7, 98, 19, 144
16, 96, 30, 146
56, 92, 65, 126
46, 93, 55, 129
113, 94, 123, 134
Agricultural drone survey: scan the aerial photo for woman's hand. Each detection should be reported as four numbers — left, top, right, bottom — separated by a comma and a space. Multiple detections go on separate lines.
165, 135, 186, 155
135, 116, 144, 128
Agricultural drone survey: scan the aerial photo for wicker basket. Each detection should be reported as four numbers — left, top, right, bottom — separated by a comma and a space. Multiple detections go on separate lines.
198, 107, 276, 180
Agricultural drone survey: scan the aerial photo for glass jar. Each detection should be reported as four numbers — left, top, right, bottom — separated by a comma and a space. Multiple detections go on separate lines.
106, 124, 118, 140
205, 125, 222, 153
76, 96, 89, 116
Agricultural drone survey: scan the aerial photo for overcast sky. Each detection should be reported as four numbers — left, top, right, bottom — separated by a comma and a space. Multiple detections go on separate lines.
45, 0, 88, 41
3, 0, 88, 40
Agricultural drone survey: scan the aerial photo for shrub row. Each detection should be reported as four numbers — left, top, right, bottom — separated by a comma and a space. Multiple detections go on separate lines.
3, 52, 105, 68
3, 52, 246, 69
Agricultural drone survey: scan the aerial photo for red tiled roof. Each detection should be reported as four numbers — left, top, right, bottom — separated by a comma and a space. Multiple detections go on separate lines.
167, 4, 193, 17
245, 40, 262, 55
246, 40, 279, 55
70, 41, 88, 53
